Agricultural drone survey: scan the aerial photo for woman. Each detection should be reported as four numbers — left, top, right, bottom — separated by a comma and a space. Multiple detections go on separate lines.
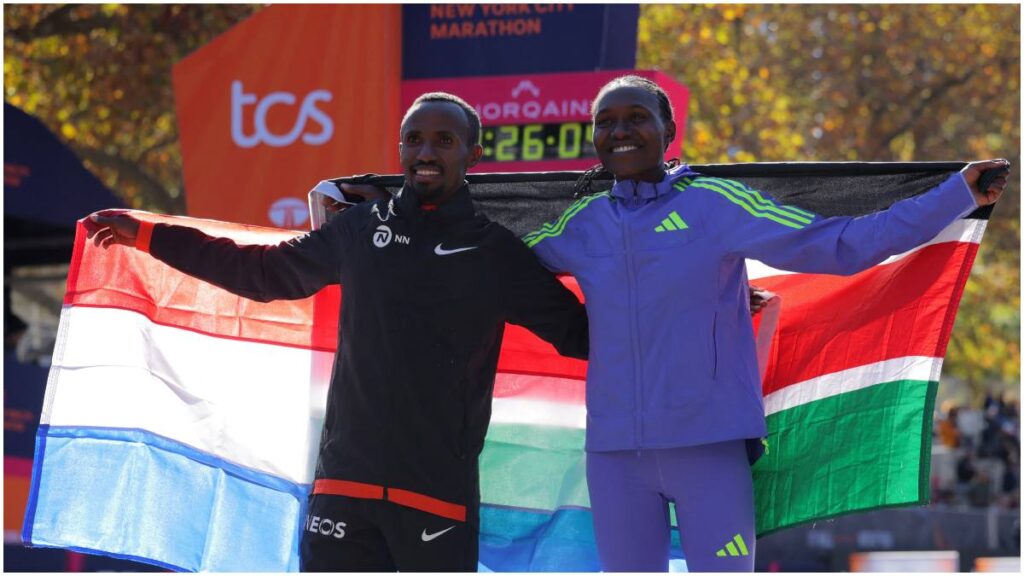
524, 75, 1008, 571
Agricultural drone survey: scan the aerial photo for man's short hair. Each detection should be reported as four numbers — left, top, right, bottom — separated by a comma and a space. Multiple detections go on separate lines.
404, 92, 482, 146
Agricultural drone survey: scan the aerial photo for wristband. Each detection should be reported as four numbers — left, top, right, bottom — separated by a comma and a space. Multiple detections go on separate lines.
135, 220, 154, 252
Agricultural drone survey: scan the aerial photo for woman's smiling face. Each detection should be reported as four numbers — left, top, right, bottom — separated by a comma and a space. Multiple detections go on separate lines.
592, 85, 676, 182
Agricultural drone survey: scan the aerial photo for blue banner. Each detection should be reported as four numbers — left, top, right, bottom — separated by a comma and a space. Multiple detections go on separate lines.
402, 4, 638, 79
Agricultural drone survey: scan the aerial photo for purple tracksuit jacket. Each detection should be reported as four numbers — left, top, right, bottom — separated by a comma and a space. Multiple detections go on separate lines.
525, 164, 977, 452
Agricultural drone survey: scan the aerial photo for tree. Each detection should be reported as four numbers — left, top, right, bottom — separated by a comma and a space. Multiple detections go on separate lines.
638, 4, 1020, 391
4, 4, 261, 213
5, 4, 1018, 392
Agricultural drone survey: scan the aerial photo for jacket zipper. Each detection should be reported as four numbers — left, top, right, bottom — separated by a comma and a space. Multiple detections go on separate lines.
624, 181, 644, 453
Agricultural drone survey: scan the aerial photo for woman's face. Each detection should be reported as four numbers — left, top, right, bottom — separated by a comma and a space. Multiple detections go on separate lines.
592, 86, 676, 182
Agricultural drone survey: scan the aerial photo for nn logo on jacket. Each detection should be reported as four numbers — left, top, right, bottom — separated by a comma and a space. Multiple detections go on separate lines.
373, 225, 411, 248
655, 211, 688, 232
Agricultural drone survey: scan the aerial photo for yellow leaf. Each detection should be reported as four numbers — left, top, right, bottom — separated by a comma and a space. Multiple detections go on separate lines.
61, 123, 78, 139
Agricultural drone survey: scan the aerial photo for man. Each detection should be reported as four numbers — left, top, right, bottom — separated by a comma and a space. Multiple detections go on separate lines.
87, 93, 589, 571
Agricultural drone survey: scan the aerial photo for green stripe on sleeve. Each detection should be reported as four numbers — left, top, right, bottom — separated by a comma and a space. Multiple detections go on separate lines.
524, 192, 607, 248
699, 177, 815, 225
690, 179, 807, 230
673, 176, 695, 190
522, 194, 596, 242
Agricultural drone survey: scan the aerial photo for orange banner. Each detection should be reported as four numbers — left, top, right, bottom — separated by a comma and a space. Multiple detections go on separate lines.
173, 5, 402, 229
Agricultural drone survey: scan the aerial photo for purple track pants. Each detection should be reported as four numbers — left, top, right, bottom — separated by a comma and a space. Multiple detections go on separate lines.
586, 440, 755, 572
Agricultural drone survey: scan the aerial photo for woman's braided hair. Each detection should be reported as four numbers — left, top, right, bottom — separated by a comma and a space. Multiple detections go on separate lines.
574, 75, 678, 198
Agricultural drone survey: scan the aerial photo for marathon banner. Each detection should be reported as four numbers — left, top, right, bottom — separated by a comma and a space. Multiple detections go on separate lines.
23, 163, 989, 570
402, 4, 639, 79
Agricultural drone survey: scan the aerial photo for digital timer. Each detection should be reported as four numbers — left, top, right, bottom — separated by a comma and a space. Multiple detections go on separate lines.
480, 122, 596, 163
402, 70, 688, 172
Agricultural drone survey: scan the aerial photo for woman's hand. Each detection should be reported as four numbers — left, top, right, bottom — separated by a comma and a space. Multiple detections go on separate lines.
961, 159, 1011, 207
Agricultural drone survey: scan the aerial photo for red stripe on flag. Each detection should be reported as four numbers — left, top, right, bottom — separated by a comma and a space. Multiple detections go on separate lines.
496, 276, 588, 381
492, 373, 587, 402
67, 214, 976, 394
67, 217, 330, 351
755, 241, 978, 394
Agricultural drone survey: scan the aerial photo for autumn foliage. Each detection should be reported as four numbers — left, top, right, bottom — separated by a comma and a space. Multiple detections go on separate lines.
4, 3, 1019, 394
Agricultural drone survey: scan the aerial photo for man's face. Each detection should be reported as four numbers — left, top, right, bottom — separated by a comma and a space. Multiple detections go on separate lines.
399, 101, 483, 204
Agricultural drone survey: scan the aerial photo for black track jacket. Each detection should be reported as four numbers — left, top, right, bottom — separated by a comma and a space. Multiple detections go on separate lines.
144, 184, 589, 522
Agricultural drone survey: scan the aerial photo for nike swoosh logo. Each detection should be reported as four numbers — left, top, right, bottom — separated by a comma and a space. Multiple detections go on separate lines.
421, 525, 456, 542
434, 243, 477, 256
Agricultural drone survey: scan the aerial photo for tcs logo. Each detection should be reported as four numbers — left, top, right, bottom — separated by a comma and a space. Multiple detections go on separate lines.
231, 80, 334, 148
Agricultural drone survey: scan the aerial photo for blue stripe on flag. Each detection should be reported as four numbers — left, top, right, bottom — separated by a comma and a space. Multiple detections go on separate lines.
478, 503, 686, 571
479, 504, 600, 571
21, 424, 49, 545
24, 425, 308, 571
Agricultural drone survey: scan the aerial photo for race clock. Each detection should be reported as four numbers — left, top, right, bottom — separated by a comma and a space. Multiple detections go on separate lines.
401, 69, 689, 172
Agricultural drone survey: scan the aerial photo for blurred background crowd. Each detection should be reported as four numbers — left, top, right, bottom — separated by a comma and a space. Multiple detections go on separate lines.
933, 393, 1020, 511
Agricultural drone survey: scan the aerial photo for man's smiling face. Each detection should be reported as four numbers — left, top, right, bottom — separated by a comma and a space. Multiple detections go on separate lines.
399, 101, 482, 204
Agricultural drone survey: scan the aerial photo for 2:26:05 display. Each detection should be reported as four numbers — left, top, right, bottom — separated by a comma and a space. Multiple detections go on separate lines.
480, 122, 597, 163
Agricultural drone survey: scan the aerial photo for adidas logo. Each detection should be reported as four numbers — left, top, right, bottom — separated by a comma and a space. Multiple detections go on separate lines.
655, 210, 688, 232
715, 533, 750, 557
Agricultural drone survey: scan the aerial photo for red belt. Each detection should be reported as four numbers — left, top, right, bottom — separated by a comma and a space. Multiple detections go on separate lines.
313, 479, 466, 522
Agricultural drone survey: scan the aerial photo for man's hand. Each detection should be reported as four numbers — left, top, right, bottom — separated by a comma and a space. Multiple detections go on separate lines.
750, 285, 771, 315
961, 159, 1011, 207
321, 184, 390, 216
85, 210, 141, 248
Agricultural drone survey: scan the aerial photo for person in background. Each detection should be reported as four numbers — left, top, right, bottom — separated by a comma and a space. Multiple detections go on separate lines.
939, 405, 962, 449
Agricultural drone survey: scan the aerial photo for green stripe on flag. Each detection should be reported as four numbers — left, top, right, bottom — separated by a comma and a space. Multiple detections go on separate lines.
753, 378, 937, 535
480, 423, 589, 511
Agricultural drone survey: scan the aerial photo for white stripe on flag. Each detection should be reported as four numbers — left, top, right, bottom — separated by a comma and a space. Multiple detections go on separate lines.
491, 397, 587, 429
763, 355, 941, 416
46, 305, 329, 483
747, 218, 985, 280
